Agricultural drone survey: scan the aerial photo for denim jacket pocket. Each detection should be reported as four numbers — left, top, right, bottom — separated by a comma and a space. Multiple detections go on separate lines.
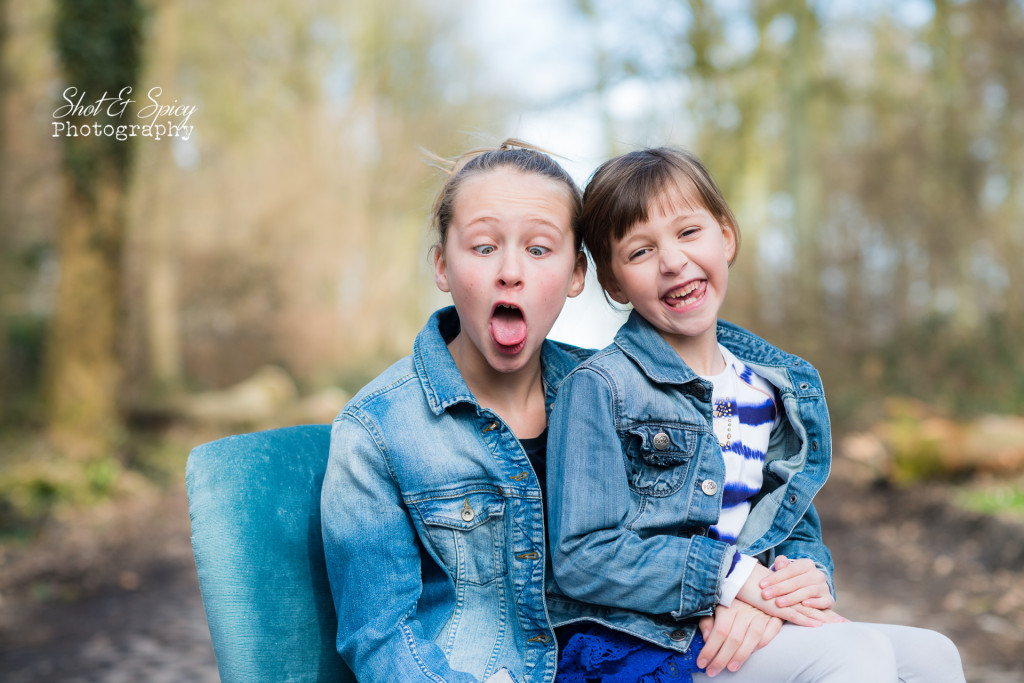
417, 490, 508, 586
623, 424, 697, 497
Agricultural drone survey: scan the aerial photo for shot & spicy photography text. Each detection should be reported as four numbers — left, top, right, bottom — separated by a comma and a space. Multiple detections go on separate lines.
51, 86, 197, 142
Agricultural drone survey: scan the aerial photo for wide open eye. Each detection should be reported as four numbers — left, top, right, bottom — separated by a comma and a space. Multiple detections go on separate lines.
474, 245, 496, 255
527, 245, 550, 257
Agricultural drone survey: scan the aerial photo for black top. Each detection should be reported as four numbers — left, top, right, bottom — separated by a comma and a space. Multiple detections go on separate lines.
520, 429, 548, 499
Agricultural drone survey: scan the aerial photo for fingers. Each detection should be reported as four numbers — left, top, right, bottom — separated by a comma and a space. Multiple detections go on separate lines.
698, 606, 756, 677
699, 615, 715, 639
757, 616, 783, 649
816, 608, 850, 623
778, 603, 825, 628
697, 607, 735, 673
698, 603, 784, 677
739, 562, 837, 626
739, 581, 823, 627
759, 557, 817, 591
760, 558, 832, 607
801, 594, 837, 610
720, 614, 764, 676
771, 584, 833, 608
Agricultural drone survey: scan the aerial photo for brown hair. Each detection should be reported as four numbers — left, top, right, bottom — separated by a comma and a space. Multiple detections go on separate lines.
580, 147, 740, 291
428, 138, 583, 252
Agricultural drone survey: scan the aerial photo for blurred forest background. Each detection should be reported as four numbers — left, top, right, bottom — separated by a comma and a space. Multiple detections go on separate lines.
1, 0, 1023, 536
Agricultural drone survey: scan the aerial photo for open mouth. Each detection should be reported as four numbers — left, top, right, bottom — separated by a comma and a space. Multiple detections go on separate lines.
663, 280, 706, 309
490, 303, 527, 354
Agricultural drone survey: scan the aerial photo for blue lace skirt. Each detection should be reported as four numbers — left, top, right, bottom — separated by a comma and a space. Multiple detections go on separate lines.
555, 621, 705, 683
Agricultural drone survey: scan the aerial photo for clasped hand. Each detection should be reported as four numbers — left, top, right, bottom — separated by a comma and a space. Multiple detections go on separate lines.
696, 556, 848, 677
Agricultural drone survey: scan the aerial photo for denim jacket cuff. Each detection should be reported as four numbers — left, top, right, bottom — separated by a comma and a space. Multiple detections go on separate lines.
674, 535, 732, 618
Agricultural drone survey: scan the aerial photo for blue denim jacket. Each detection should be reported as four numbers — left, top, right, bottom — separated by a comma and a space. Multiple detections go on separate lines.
546, 311, 834, 653
322, 307, 590, 682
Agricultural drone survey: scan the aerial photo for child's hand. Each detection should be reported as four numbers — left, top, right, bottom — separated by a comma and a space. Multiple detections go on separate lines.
759, 555, 835, 610
736, 564, 846, 627
696, 602, 783, 677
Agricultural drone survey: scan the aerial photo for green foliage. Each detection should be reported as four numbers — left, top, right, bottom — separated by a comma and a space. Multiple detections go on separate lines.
0, 455, 117, 538
957, 486, 1024, 518
1, 314, 48, 426
0, 428, 188, 541
875, 314, 1024, 419
884, 418, 953, 484
576, 0, 1024, 428
120, 431, 191, 487
3, 0, 1019, 481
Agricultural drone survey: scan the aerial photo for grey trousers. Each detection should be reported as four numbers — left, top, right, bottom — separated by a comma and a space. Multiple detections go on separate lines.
691, 621, 965, 682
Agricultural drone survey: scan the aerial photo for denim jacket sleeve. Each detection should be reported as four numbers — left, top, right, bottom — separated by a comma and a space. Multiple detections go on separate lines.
773, 501, 836, 598
547, 366, 735, 619
321, 411, 480, 683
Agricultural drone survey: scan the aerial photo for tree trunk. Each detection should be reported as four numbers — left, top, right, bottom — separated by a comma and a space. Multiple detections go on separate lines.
46, 169, 126, 456
0, 0, 9, 418
46, 0, 142, 458
139, 0, 182, 392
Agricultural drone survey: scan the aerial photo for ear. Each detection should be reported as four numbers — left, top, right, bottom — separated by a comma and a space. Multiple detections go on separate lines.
433, 246, 451, 293
722, 222, 738, 264
567, 252, 587, 298
604, 273, 630, 305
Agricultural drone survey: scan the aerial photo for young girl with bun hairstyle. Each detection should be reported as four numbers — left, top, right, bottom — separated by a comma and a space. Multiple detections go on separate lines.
322, 140, 588, 682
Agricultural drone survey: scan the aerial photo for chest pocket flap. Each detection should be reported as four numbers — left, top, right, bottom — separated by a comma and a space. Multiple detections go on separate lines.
624, 424, 699, 496
417, 491, 508, 585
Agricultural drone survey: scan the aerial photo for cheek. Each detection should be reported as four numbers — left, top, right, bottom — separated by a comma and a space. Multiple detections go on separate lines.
615, 267, 645, 294
533, 270, 579, 308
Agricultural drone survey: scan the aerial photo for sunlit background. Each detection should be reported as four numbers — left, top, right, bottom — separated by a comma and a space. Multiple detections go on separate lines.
8, 0, 1022, 411
1, 1, 1023, 678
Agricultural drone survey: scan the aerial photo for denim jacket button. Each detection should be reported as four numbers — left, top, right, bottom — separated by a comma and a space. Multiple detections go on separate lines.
461, 499, 475, 522
669, 628, 688, 641
701, 480, 718, 496
653, 432, 671, 450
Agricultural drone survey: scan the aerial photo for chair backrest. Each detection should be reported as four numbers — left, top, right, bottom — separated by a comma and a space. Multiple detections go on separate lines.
186, 424, 355, 682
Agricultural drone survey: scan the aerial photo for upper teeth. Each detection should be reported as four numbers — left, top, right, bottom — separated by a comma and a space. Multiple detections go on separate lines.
667, 282, 699, 299
499, 304, 516, 309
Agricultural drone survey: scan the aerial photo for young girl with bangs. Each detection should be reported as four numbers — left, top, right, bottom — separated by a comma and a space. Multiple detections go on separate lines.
546, 147, 965, 682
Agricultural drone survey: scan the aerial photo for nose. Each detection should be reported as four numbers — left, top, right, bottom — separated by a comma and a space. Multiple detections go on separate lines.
659, 245, 688, 275
497, 250, 524, 289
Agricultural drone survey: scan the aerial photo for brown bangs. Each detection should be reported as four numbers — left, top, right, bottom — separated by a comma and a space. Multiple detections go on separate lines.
580, 147, 740, 290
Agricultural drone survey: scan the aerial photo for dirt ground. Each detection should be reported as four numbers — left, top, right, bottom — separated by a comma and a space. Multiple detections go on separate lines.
818, 461, 1024, 682
0, 456, 1022, 682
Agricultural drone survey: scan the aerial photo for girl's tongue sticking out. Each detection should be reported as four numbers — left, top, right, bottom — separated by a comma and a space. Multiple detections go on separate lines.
490, 304, 527, 351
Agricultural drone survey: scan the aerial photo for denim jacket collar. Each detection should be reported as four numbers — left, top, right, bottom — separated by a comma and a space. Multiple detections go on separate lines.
613, 309, 704, 386
414, 307, 476, 414
414, 306, 583, 416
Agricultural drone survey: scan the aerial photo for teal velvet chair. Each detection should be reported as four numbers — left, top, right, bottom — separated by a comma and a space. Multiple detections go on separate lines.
186, 424, 355, 682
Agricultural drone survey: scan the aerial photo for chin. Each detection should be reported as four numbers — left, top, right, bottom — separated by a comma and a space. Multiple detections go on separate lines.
488, 346, 533, 373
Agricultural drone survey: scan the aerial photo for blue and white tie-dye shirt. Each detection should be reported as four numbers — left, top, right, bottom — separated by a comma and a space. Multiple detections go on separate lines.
702, 344, 780, 546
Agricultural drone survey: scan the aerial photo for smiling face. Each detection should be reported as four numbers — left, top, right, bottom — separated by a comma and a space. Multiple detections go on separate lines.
606, 185, 737, 365
434, 167, 586, 377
